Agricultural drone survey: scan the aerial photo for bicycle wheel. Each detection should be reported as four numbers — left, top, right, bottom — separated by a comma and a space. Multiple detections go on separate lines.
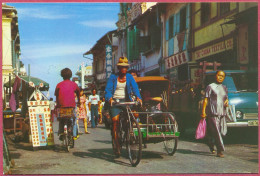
64, 134, 70, 152
162, 113, 178, 156
126, 117, 142, 167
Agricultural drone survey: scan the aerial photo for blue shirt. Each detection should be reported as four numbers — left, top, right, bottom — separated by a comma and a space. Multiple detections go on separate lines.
105, 73, 141, 102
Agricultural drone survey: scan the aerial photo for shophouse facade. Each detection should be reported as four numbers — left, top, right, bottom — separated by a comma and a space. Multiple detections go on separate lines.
2, 4, 21, 98
83, 30, 117, 92
162, 3, 191, 89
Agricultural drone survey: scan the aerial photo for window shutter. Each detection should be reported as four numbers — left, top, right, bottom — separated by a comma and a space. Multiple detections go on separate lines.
176, 12, 180, 33
183, 33, 187, 50
168, 38, 174, 56
173, 15, 177, 36
166, 19, 169, 41
186, 5, 190, 29
134, 27, 140, 60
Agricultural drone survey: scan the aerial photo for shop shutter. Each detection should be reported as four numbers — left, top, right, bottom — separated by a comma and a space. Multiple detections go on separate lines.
166, 19, 169, 41
168, 38, 174, 56
186, 4, 190, 29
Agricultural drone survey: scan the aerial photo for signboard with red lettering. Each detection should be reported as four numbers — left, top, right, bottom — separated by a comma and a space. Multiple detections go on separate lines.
194, 38, 233, 60
27, 90, 54, 147
165, 51, 189, 70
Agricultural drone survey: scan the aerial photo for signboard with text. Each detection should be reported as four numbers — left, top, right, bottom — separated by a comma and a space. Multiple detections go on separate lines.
165, 51, 189, 70
27, 90, 54, 147
106, 45, 113, 79
194, 38, 233, 60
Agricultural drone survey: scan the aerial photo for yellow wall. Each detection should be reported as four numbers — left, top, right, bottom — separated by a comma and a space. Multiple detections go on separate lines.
194, 16, 236, 47
193, 3, 201, 29
2, 18, 12, 68
211, 3, 217, 18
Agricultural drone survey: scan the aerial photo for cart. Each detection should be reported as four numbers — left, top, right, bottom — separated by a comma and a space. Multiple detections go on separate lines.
133, 76, 180, 155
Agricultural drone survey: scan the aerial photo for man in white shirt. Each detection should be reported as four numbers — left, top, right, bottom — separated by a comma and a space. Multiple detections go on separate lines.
88, 88, 100, 128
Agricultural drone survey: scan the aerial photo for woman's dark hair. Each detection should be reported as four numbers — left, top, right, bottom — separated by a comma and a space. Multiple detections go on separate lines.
92, 88, 97, 92
215, 70, 225, 76
61, 68, 72, 80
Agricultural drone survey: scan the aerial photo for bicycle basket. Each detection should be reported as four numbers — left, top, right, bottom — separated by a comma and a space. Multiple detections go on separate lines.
57, 108, 75, 118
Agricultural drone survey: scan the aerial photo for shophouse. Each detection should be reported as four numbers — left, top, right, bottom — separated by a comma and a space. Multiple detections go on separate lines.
83, 30, 117, 92
115, 3, 160, 76
2, 4, 21, 98
161, 3, 191, 89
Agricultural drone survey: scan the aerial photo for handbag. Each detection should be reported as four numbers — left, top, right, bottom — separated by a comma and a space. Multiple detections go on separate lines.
195, 118, 207, 139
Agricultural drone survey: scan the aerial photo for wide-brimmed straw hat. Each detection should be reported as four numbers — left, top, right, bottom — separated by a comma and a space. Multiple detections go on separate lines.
117, 57, 129, 67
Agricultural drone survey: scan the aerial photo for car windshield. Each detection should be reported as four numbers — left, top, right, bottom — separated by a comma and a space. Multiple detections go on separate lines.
231, 73, 258, 92
204, 72, 258, 92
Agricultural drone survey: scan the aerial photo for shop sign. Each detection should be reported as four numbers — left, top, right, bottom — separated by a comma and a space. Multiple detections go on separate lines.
106, 45, 113, 79
238, 25, 248, 64
27, 89, 54, 147
194, 38, 233, 60
165, 51, 188, 70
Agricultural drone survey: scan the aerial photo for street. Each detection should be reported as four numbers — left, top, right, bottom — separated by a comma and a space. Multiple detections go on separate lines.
7, 119, 258, 174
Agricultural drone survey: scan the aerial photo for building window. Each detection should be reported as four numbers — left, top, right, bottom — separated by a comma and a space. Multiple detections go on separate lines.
201, 3, 210, 25
220, 3, 230, 16
180, 7, 186, 32
169, 16, 174, 39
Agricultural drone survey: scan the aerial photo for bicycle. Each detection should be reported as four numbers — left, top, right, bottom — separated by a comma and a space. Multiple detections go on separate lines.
57, 107, 76, 152
111, 101, 142, 167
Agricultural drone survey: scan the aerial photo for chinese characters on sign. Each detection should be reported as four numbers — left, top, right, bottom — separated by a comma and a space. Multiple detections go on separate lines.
165, 51, 189, 70
106, 45, 113, 79
28, 90, 54, 148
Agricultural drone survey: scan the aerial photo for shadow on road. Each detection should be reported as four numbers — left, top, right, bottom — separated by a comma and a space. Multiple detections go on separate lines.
180, 127, 258, 145
72, 148, 132, 167
177, 149, 213, 156
93, 140, 111, 144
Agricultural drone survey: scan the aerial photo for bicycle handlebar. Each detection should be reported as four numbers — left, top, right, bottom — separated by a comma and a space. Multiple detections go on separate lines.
112, 101, 140, 106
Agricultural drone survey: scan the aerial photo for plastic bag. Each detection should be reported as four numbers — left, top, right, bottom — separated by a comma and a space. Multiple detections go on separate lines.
195, 118, 207, 139
220, 116, 227, 136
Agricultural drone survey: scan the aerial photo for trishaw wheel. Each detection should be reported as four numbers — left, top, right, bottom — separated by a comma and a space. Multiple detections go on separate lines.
126, 118, 142, 167
163, 113, 178, 156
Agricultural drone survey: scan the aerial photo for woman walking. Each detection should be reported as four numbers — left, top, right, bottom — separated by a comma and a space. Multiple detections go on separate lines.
77, 89, 90, 134
201, 70, 229, 158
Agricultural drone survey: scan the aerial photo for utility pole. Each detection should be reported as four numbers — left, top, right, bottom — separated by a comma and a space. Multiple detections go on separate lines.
81, 62, 85, 89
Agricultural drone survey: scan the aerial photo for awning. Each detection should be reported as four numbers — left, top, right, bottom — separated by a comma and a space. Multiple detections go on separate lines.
4, 75, 49, 91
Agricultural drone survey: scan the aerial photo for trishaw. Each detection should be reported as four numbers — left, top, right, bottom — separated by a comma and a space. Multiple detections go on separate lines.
113, 76, 180, 167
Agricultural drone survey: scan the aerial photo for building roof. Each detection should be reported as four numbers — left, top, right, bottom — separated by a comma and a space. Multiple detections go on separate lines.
83, 29, 117, 55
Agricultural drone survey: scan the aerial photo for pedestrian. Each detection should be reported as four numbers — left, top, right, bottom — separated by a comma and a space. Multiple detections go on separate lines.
77, 89, 90, 134
55, 68, 80, 140
105, 56, 142, 157
98, 97, 105, 124
49, 97, 56, 122
201, 70, 229, 158
85, 96, 90, 125
88, 88, 100, 128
